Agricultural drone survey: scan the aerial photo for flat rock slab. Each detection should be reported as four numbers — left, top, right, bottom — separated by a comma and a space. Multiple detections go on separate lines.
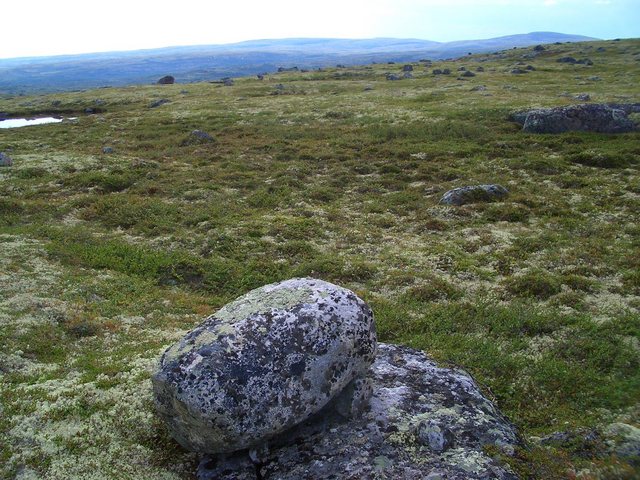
510, 103, 637, 134
198, 343, 520, 480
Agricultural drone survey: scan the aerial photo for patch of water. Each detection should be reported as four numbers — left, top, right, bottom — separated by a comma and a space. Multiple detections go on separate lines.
0, 117, 75, 128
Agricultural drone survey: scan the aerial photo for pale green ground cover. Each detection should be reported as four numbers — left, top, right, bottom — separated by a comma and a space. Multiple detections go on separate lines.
1, 39, 639, 478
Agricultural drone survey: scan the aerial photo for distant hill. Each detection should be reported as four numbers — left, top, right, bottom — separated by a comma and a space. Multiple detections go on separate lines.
0, 32, 598, 94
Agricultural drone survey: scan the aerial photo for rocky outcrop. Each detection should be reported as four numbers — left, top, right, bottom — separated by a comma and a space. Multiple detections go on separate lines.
152, 278, 377, 455
440, 184, 509, 206
157, 75, 175, 85
198, 343, 520, 480
510, 104, 636, 134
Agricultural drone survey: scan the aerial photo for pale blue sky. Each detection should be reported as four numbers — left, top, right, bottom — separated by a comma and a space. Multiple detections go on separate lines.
2, 0, 639, 58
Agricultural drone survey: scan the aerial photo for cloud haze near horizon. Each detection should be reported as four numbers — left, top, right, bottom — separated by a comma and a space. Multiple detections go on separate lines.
3, 0, 639, 58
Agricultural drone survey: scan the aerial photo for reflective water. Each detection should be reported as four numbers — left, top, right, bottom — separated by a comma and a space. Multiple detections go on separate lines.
0, 117, 66, 128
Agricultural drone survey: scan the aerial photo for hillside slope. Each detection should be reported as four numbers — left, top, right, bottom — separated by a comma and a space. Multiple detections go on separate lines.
0, 32, 596, 94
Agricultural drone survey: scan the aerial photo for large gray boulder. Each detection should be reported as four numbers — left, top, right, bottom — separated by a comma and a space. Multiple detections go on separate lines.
152, 278, 377, 455
198, 343, 520, 480
440, 184, 509, 206
510, 104, 636, 134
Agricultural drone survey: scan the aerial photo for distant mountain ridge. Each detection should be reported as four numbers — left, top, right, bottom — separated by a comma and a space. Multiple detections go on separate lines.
0, 32, 598, 94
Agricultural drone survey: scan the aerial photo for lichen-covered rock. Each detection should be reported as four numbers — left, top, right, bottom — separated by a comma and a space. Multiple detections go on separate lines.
198, 343, 520, 480
509, 104, 636, 134
157, 75, 175, 85
0, 152, 12, 167
152, 278, 377, 455
181, 130, 215, 146
439, 184, 509, 206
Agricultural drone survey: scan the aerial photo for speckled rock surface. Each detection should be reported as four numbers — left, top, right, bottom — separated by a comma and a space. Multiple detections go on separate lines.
0, 152, 12, 166
198, 343, 520, 480
439, 184, 509, 206
152, 278, 377, 455
509, 103, 636, 133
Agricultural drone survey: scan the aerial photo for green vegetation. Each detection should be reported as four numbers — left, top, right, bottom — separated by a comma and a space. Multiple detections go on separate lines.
1, 38, 639, 479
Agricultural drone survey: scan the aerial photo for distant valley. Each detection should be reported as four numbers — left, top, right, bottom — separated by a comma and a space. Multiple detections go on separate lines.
0, 32, 596, 94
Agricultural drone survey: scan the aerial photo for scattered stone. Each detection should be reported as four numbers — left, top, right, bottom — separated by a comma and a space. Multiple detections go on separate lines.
510, 103, 636, 134
576, 58, 594, 65
557, 57, 577, 64
533, 45, 546, 52
457, 66, 466, 71
149, 98, 170, 108
439, 184, 509, 206
403, 72, 413, 79
363, 85, 373, 91
510, 68, 528, 74
277, 66, 299, 72
597, 47, 606, 52
470, 85, 487, 92
525, 65, 536, 71
476, 66, 485, 72
222, 77, 234, 86
442, 68, 451, 75
588, 75, 602, 81
574, 94, 591, 101
257, 74, 264, 80
84, 108, 95, 114
102, 146, 114, 154
152, 278, 377, 455
197, 343, 520, 480
181, 130, 215, 146
0, 152, 12, 167
157, 75, 175, 85
460, 70, 476, 77
386, 73, 402, 81
402, 64, 413, 72
432, 69, 443, 75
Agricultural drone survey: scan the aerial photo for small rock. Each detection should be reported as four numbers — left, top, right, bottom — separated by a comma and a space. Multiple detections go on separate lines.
402, 64, 414, 72
157, 75, 175, 85
470, 85, 487, 92
222, 78, 234, 86
457, 66, 466, 71
181, 130, 215, 146
476, 66, 485, 72
442, 68, 451, 75
432, 69, 443, 75
440, 184, 509, 206
510, 68, 528, 74
0, 152, 12, 166
574, 94, 591, 101
149, 98, 170, 108
576, 58, 594, 65
604, 423, 640, 464
102, 147, 114, 154
533, 44, 546, 52
386, 73, 402, 81
460, 70, 476, 77
152, 278, 377, 455
526, 65, 536, 71
557, 57, 578, 64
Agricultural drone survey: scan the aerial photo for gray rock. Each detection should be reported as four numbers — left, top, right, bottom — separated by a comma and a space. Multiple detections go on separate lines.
181, 130, 215, 146
402, 64, 414, 72
476, 66, 485, 72
510, 68, 528, 75
604, 423, 640, 464
470, 85, 487, 92
432, 69, 443, 75
152, 278, 377, 455
222, 78, 234, 86
533, 45, 545, 52
557, 57, 577, 64
149, 98, 170, 108
0, 152, 12, 167
510, 104, 636, 134
158, 75, 175, 85
442, 68, 451, 75
574, 94, 591, 101
386, 73, 402, 81
460, 70, 476, 77
198, 343, 520, 480
440, 184, 509, 206
102, 146, 114, 154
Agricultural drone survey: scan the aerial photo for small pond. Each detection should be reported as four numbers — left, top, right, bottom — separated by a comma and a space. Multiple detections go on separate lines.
0, 117, 73, 129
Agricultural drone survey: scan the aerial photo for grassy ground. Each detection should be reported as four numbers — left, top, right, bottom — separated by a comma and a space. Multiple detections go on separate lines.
1, 38, 639, 479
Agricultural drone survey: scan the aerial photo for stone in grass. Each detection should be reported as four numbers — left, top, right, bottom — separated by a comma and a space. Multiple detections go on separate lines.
0, 152, 12, 166
157, 75, 175, 85
439, 184, 509, 206
149, 98, 170, 108
181, 130, 215, 146
198, 343, 520, 480
152, 278, 377, 455
510, 104, 635, 134
102, 146, 114, 154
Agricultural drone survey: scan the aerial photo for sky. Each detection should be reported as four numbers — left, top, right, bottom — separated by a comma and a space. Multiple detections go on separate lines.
2, 0, 639, 59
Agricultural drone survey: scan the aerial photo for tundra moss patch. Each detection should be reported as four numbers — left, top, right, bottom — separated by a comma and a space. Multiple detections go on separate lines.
1, 38, 639, 478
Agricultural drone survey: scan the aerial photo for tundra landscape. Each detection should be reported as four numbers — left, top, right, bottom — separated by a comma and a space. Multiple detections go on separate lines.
0, 37, 639, 479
